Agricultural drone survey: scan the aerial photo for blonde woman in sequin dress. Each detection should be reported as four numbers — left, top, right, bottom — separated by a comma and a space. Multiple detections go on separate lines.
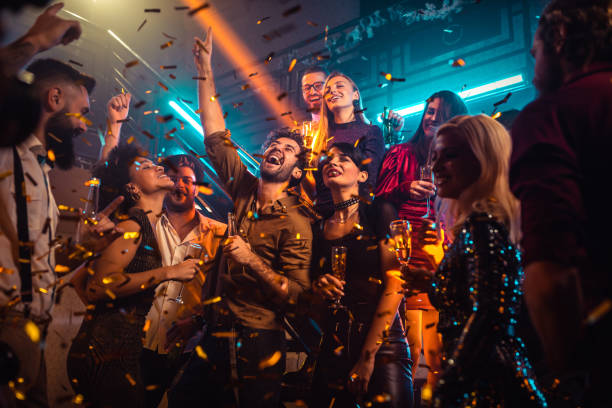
405, 114, 548, 407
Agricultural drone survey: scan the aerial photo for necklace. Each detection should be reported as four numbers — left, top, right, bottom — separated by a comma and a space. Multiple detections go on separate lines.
330, 203, 359, 224
333, 196, 360, 210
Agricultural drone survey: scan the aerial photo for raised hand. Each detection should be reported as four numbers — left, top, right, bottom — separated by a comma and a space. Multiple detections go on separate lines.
22, 3, 82, 53
107, 92, 131, 125
193, 26, 213, 73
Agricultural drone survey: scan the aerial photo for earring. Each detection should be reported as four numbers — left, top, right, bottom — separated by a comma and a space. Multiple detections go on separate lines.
126, 185, 141, 203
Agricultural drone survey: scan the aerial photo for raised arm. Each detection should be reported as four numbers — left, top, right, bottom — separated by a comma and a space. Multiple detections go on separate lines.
0, 3, 81, 76
193, 27, 225, 136
99, 93, 131, 162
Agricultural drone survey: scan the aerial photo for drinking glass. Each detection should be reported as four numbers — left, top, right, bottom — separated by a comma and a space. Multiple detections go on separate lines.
330, 246, 347, 309
171, 242, 203, 304
419, 165, 434, 218
389, 220, 412, 267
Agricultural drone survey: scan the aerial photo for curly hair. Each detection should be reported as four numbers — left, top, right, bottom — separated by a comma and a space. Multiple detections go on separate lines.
162, 154, 205, 184
538, 0, 612, 68
262, 127, 307, 187
93, 142, 148, 214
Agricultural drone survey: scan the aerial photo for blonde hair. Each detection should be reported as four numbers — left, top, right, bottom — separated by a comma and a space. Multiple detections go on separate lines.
436, 114, 521, 243
312, 72, 368, 158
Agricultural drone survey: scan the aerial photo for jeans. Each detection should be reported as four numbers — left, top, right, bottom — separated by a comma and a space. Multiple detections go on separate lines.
168, 325, 286, 408
310, 340, 414, 408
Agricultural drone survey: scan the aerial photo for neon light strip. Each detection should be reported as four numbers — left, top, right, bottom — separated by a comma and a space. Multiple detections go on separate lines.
381, 74, 525, 120
168, 101, 258, 174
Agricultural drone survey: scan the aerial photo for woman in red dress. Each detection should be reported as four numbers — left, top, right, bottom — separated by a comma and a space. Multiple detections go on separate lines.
375, 90, 467, 390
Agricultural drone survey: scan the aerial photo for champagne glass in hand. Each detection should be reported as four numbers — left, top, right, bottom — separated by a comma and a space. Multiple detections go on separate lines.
389, 220, 412, 268
419, 165, 434, 218
171, 242, 203, 304
330, 246, 347, 309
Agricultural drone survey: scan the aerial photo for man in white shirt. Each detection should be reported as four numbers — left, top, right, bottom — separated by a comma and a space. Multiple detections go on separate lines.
0, 58, 94, 406
141, 154, 226, 408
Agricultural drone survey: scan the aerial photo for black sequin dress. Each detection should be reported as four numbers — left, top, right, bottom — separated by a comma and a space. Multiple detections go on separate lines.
68, 209, 161, 408
429, 212, 548, 407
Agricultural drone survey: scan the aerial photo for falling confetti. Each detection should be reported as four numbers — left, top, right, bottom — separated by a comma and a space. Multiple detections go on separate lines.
157, 81, 168, 91
137, 20, 147, 32
125, 373, 136, 386
451, 58, 466, 67
306, 21, 318, 27
144, 8, 160, 13
160, 65, 177, 70
24, 320, 41, 342
47, 149, 56, 162
188, 3, 210, 16
265, 52, 274, 64
123, 232, 140, 240
259, 351, 282, 369
282, 5, 302, 17
277, 92, 287, 101
288, 58, 297, 72
160, 41, 174, 49
68, 59, 83, 67
257, 17, 270, 24
202, 296, 222, 305
142, 130, 155, 139
195, 345, 208, 360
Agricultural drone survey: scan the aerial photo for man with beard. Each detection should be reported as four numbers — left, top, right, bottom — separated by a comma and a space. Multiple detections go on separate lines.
0, 58, 94, 406
509, 0, 612, 406
140, 154, 226, 408
168, 29, 312, 408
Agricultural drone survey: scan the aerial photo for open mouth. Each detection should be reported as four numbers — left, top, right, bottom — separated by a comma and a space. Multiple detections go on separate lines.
326, 167, 341, 178
265, 152, 284, 166
328, 95, 340, 103
308, 96, 321, 103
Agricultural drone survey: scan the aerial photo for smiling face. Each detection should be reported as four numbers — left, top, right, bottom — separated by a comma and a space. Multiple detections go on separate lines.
260, 136, 303, 184
324, 75, 359, 112
302, 71, 326, 112
422, 97, 449, 140
165, 165, 197, 212
128, 157, 174, 196
321, 146, 368, 191
431, 130, 480, 199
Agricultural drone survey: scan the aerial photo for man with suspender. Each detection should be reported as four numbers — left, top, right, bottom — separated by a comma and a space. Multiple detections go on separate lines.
0, 58, 95, 407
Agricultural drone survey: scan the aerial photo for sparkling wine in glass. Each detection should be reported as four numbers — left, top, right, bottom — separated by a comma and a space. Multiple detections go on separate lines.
171, 242, 203, 304
330, 246, 347, 309
419, 165, 434, 218
227, 212, 237, 236
389, 220, 412, 267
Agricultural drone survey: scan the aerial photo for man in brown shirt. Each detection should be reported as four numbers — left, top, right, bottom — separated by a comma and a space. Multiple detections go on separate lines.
168, 28, 312, 408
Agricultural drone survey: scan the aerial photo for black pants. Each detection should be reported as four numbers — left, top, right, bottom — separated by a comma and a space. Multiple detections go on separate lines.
140, 349, 189, 408
168, 326, 286, 408
310, 340, 414, 408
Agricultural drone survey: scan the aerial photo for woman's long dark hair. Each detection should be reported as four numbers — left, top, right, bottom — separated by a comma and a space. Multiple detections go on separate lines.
409, 90, 468, 164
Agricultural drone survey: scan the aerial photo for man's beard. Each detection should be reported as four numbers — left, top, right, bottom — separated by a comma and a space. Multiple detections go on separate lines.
45, 108, 77, 170
164, 189, 196, 213
534, 55, 565, 95
260, 162, 295, 184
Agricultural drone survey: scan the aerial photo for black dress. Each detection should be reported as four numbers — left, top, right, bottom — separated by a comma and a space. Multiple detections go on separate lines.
310, 199, 413, 408
67, 209, 162, 408
429, 212, 547, 407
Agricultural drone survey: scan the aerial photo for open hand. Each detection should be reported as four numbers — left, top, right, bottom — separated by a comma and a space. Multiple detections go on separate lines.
23, 3, 82, 53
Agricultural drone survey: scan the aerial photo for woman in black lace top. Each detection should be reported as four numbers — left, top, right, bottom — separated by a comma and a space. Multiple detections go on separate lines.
406, 115, 547, 407
67, 144, 201, 407
310, 143, 413, 408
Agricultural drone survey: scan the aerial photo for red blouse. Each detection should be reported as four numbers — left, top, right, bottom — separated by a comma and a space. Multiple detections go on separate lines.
376, 143, 435, 310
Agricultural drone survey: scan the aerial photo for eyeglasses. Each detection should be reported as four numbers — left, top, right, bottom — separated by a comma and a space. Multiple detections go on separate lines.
302, 81, 324, 93
169, 176, 195, 186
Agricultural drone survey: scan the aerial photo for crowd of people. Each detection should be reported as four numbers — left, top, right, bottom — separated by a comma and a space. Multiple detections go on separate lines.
1, 0, 611, 407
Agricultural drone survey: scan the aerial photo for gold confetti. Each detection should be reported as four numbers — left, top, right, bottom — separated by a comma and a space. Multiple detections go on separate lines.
73, 394, 84, 404
105, 289, 117, 300
256, 17, 270, 24
55, 264, 70, 273
123, 232, 140, 239
296, 233, 301, 239
202, 296, 222, 305
354, 223, 363, 230
491, 111, 502, 119
160, 65, 177, 70
198, 185, 213, 195
47, 150, 56, 162
24, 320, 40, 343
145, 385, 159, 391
361, 158, 372, 165
143, 319, 151, 332
125, 373, 136, 386
126, 135, 135, 144
288, 58, 297, 72
211, 332, 237, 338
333, 345, 344, 355
188, 3, 210, 16
38, 287, 48, 294
14, 391, 26, 400
451, 58, 466, 67
158, 81, 168, 91
258, 351, 282, 369
125, 60, 139, 68
65, 112, 93, 126
161, 40, 174, 49
195, 345, 208, 360
0, 170, 13, 180
368, 277, 382, 285
586, 299, 612, 325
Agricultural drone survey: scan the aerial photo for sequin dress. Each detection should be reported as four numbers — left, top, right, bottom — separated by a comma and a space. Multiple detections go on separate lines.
68, 209, 161, 408
429, 212, 547, 407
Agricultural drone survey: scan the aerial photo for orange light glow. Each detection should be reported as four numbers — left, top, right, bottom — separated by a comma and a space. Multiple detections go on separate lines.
182, 0, 296, 127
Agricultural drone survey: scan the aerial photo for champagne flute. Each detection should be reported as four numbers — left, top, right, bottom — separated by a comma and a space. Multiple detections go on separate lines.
389, 220, 412, 268
419, 165, 434, 218
330, 246, 347, 309
171, 242, 203, 304
227, 212, 237, 236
